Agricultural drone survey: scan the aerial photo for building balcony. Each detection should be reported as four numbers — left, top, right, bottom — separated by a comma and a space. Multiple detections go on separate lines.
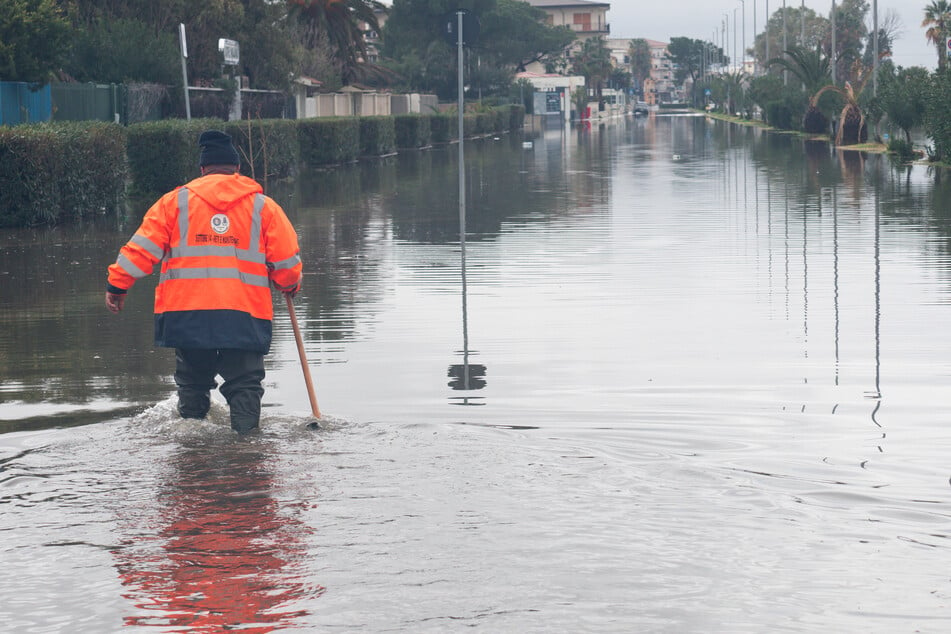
568, 22, 610, 34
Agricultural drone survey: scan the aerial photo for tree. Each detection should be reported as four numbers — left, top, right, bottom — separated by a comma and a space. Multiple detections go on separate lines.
287, 0, 386, 85
862, 9, 900, 68
923, 0, 951, 70
826, 0, 869, 84
61, 0, 302, 89
383, 0, 572, 100
571, 37, 612, 98
66, 18, 179, 84
875, 64, 930, 144
813, 75, 871, 145
628, 38, 652, 96
0, 0, 71, 84
478, 0, 574, 73
752, 5, 826, 74
768, 45, 831, 93
666, 37, 706, 86
768, 45, 832, 132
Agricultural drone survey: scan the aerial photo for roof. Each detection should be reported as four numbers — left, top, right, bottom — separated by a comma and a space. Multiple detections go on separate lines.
523, 0, 611, 8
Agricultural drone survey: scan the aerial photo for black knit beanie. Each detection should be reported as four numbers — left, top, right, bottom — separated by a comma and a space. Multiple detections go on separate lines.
198, 130, 240, 167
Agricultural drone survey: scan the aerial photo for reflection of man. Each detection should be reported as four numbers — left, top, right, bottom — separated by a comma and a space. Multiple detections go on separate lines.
114, 443, 321, 630
105, 131, 302, 433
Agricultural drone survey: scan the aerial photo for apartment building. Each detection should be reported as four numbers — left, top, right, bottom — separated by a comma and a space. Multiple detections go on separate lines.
523, 0, 610, 41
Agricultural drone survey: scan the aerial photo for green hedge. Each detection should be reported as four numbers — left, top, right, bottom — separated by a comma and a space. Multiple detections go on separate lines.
298, 117, 360, 165
0, 106, 525, 227
507, 105, 525, 131
359, 116, 396, 157
428, 113, 458, 144
394, 114, 431, 149
0, 122, 127, 227
223, 118, 299, 181
126, 118, 216, 197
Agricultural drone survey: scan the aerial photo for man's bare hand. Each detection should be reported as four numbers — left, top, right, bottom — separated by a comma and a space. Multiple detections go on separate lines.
105, 292, 126, 314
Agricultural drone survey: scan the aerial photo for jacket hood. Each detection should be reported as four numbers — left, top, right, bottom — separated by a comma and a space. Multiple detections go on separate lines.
184, 173, 263, 212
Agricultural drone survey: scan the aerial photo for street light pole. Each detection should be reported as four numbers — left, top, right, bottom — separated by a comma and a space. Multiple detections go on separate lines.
873, 0, 878, 95
724, 14, 730, 70
765, 0, 770, 71
753, 0, 757, 74
782, 0, 787, 85
734, 7, 738, 73
739, 0, 746, 74
831, 0, 837, 85
801, 0, 805, 45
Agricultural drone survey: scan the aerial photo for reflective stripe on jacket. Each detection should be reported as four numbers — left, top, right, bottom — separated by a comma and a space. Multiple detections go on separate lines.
107, 173, 302, 352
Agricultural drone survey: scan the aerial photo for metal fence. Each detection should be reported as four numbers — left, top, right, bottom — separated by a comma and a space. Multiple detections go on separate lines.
0, 83, 52, 125
51, 83, 124, 123
0, 82, 284, 126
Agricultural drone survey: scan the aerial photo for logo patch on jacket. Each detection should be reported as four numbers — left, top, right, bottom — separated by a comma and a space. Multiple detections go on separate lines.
211, 214, 230, 234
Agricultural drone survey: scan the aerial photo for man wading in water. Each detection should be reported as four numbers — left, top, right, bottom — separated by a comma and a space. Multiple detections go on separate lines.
105, 130, 303, 434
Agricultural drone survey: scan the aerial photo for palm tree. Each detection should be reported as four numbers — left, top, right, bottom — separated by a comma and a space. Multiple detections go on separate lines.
287, 0, 386, 84
767, 45, 831, 93
812, 76, 871, 146
768, 45, 832, 133
923, 0, 951, 70
571, 37, 612, 99
628, 38, 652, 97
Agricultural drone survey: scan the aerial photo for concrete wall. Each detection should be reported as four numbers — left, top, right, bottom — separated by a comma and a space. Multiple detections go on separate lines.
299, 92, 436, 118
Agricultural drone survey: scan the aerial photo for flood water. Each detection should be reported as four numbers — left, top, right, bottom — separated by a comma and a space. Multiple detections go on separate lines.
3, 114, 951, 632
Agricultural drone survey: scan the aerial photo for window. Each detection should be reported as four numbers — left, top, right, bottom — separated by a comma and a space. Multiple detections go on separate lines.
573, 13, 591, 31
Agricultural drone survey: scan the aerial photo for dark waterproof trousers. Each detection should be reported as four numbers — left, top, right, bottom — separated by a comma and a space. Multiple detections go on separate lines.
174, 348, 265, 433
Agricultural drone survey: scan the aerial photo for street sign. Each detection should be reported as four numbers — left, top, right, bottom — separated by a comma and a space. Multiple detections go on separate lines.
219, 38, 240, 65
179, 23, 188, 58
444, 11, 480, 47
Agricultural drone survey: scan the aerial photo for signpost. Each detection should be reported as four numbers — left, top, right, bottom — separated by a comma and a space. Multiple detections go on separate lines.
218, 38, 241, 121
179, 23, 190, 120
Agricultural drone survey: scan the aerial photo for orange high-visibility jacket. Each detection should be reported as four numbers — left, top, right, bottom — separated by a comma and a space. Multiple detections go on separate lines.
107, 173, 302, 353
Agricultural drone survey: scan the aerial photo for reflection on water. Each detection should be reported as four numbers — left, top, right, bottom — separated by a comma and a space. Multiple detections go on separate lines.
115, 434, 319, 630
3, 116, 951, 630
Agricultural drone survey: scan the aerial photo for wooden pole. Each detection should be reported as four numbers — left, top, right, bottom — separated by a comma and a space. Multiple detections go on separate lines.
286, 295, 321, 419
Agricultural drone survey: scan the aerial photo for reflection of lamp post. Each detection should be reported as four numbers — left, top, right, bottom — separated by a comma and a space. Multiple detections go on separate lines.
447, 249, 487, 404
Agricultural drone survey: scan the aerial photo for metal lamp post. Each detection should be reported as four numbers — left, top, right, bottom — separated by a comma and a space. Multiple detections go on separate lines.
739, 0, 746, 74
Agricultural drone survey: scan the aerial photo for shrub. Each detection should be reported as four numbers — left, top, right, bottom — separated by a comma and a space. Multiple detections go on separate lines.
474, 112, 493, 135
428, 113, 456, 144
298, 117, 360, 165
887, 137, 915, 162
126, 118, 216, 197
359, 116, 396, 156
394, 114, 431, 149
224, 118, 299, 182
0, 122, 127, 227
506, 104, 525, 131
803, 106, 829, 134
765, 101, 795, 130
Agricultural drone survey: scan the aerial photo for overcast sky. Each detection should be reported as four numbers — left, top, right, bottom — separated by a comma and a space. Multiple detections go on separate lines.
607, 0, 937, 70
